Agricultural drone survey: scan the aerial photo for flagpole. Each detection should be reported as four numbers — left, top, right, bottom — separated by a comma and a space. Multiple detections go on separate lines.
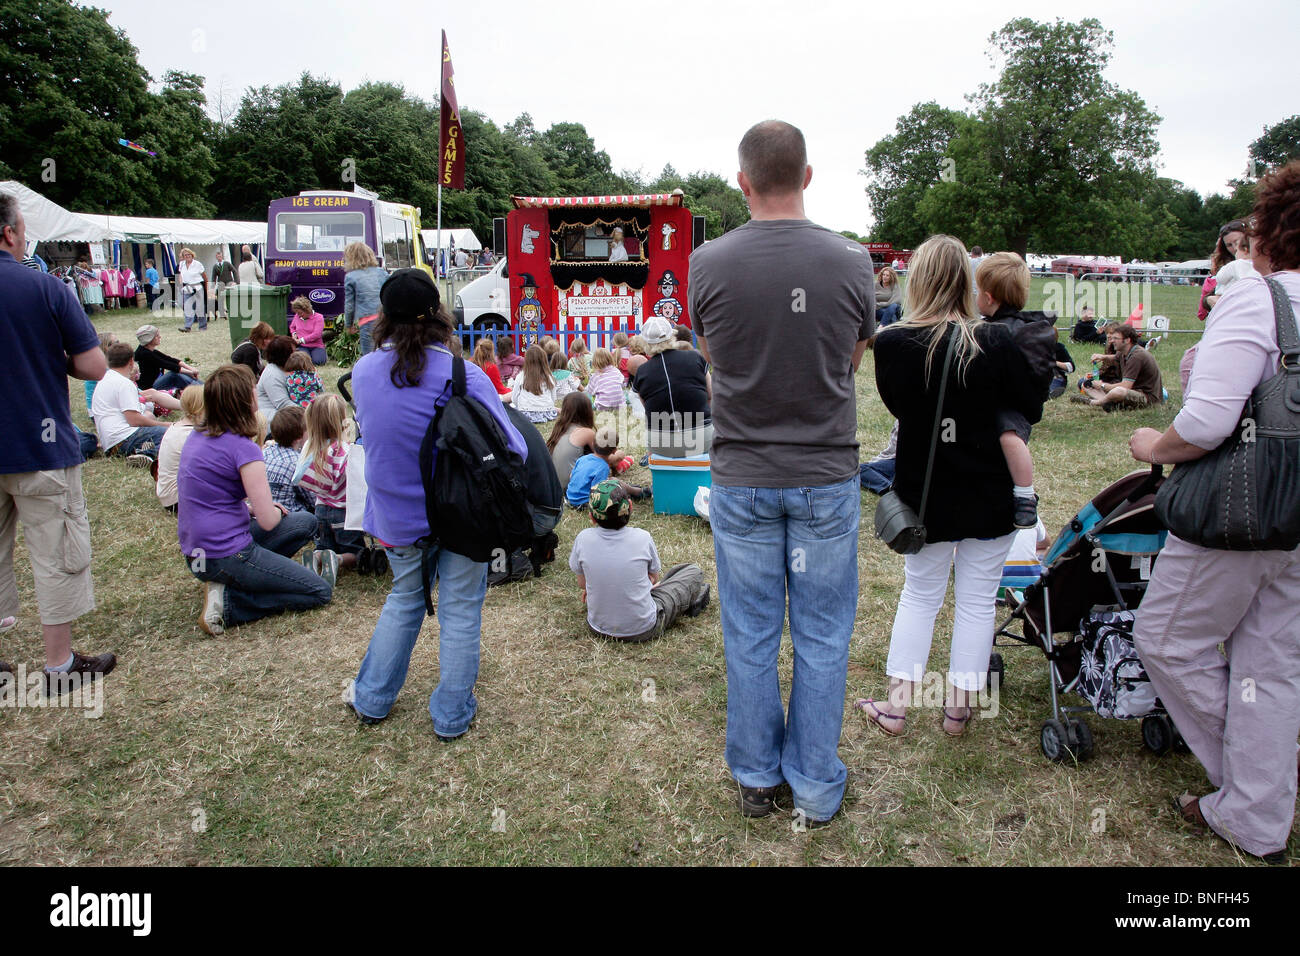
436, 182, 443, 293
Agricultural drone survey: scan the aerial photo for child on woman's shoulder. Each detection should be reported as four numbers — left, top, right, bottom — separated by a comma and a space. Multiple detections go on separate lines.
569, 479, 709, 642
976, 251, 1055, 529
566, 427, 647, 508
284, 351, 324, 407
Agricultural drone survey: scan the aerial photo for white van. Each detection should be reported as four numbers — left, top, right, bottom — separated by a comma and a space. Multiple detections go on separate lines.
452, 257, 510, 334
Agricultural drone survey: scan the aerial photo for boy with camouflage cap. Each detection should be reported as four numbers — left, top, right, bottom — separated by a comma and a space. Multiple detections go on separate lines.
569, 479, 710, 642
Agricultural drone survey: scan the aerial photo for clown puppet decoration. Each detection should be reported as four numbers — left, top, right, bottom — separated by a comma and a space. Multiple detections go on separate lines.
651, 269, 683, 324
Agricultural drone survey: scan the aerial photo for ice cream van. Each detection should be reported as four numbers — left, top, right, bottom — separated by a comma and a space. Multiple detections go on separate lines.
453, 190, 705, 349
265, 184, 432, 330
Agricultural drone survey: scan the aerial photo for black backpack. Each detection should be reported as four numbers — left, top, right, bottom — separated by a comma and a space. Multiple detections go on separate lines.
416, 355, 534, 613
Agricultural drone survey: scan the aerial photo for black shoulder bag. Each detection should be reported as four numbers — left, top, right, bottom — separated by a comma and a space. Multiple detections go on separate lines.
1153, 277, 1300, 550
873, 328, 958, 554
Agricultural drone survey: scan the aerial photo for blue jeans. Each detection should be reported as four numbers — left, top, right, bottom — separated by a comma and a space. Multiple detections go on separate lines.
859, 457, 896, 494
76, 426, 98, 461
710, 474, 861, 821
877, 302, 902, 326
152, 371, 201, 391
187, 513, 330, 626
314, 503, 364, 556
358, 322, 374, 356
115, 425, 169, 460
297, 345, 327, 366
352, 544, 488, 736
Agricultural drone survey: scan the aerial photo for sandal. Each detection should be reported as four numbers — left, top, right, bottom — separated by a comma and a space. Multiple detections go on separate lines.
855, 698, 906, 738
942, 707, 974, 737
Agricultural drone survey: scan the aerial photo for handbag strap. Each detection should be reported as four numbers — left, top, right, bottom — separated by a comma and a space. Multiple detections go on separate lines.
1264, 277, 1300, 414
918, 326, 959, 524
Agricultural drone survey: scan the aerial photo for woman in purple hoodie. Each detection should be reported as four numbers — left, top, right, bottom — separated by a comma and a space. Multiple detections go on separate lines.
347, 270, 528, 740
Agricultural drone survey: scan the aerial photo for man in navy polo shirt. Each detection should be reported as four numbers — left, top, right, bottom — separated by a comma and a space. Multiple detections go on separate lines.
0, 192, 117, 693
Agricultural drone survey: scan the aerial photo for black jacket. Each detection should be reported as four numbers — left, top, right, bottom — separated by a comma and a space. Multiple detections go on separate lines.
874, 321, 1044, 542
984, 305, 1057, 400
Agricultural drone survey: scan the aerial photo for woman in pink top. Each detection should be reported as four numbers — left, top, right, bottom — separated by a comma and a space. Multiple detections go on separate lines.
289, 296, 327, 366
1128, 162, 1300, 865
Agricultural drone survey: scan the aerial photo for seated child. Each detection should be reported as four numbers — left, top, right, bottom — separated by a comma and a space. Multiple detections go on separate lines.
611, 332, 632, 382
263, 404, 315, 514
509, 344, 559, 423
569, 478, 710, 642
155, 384, 205, 513
550, 350, 580, 399
566, 427, 649, 508
567, 338, 591, 388
976, 252, 1054, 529
587, 348, 626, 412
295, 394, 364, 581
284, 350, 324, 407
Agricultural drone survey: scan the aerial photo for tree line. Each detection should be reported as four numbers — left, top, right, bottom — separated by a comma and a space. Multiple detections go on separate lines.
860, 18, 1300, 261
0, 0, 748, 242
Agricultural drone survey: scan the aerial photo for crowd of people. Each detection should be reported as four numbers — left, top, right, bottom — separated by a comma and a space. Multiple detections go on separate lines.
2, 125, 1297, 864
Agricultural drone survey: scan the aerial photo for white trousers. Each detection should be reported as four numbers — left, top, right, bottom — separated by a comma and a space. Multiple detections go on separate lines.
886, 533, 1016, 691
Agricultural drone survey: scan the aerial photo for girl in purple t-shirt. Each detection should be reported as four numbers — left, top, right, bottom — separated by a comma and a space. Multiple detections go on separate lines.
177, 365, 331, 634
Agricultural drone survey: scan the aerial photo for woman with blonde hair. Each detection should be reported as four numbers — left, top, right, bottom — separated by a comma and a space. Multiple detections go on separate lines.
176, 247, 207, 332
342, 242, 388, 356
856, 235, 1044, 738
632, 316, 712, 458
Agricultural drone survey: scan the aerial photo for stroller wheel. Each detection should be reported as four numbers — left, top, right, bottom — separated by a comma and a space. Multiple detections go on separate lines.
988, 653, 1005, 691
1066, 718, 1095, 761
1041, 719, 1070, 762
1142, 714, 1174, 755
357, 548, 373, 575
371, 548, 389, 576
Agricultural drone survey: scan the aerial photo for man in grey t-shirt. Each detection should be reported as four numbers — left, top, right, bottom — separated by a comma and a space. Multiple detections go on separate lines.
689, 120, 874, 827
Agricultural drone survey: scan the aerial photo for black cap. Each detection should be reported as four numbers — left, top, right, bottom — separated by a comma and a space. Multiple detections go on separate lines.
519, 272, 539, 287
379, 269, 441, 324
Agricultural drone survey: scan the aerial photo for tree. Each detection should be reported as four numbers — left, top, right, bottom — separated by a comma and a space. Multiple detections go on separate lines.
867, 19, 1170, 259
861, 102, 965, 247
0, 0, 153, 211
538, 122, 620, 195
1250, 114, 1300, 172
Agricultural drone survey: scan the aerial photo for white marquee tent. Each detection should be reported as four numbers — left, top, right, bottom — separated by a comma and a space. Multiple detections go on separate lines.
421, 228, 482, 252
1, 180, 112, 247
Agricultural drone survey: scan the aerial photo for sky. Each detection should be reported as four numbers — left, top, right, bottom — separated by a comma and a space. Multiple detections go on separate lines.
100, 0, 1299, 234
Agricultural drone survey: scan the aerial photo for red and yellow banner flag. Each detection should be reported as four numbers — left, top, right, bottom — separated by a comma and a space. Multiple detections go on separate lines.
439, 30, 465, 190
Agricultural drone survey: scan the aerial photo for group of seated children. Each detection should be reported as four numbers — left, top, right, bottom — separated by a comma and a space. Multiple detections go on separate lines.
561, 424, 649, 509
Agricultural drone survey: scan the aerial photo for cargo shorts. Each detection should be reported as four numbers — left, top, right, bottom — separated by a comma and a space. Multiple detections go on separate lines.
0, 466, 96, 626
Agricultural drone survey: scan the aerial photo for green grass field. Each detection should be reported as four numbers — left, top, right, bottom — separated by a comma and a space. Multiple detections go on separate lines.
4, 278, 1289, 867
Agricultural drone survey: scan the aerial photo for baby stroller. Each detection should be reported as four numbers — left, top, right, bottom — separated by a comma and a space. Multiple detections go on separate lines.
991, 466, 1187, 763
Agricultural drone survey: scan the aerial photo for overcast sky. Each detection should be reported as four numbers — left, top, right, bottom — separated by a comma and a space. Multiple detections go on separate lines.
102, 0, 1298, 234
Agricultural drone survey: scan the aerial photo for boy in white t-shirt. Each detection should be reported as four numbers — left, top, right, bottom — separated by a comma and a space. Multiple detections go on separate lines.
91, 342, 180, 465
569, 479, 710, 642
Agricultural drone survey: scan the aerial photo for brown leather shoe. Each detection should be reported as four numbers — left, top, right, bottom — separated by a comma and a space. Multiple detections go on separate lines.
1175, 793, 1287, 865
44, 650, 117, 697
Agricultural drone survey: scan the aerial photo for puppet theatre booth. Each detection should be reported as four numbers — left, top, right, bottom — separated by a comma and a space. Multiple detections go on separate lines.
505, 192, 693, 352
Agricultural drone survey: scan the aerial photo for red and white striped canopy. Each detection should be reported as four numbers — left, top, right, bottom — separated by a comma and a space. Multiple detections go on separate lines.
511, 193, 684, 209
